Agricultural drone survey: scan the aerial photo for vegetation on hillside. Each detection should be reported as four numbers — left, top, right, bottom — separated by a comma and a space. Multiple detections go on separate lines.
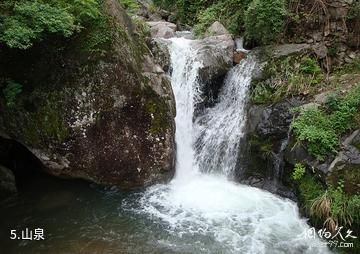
250, 55, 324, 104
0, 0, 101, 49
153, 0, 286, 45
295, 174, 360, 235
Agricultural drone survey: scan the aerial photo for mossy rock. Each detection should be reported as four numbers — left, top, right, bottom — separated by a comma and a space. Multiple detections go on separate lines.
0, 0, 175, 188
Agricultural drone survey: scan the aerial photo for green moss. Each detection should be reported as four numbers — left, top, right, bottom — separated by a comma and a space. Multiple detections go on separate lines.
144, 85, 170, 135
2, 90, 69, 148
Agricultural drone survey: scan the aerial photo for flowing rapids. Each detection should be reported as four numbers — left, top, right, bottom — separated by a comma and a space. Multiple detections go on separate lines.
127, 37, 331, 254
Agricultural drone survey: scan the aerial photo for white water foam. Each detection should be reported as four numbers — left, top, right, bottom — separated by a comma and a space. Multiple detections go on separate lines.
194, 55, 256, 176
129, 37, 331, 254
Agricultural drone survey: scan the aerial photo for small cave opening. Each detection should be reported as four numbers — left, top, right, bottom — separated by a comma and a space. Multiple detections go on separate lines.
0, 136, 46, 191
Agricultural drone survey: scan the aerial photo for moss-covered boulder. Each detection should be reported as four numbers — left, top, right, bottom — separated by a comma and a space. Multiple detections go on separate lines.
0, 0, 175, 188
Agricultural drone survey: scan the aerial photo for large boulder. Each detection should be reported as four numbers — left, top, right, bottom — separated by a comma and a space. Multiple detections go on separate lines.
192, 34, 235, 112
147, 21, 177, 39
205, 21, 230, 37
0, 0, 176, 188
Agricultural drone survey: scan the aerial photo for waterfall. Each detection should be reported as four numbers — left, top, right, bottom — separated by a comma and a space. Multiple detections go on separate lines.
168, 38, 203, 180
131, 37, 331, 254
194, 55, 256, 176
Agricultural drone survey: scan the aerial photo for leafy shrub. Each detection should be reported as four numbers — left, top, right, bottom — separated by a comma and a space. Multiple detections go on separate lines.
298, 175, 325, 212
348, 0, 360, 21
0, 0, 101, 49
194, 0, 250, 35
292, 85, 360, 160
292, 163, 306, 181
244, 0, 286, 45
193, 2, 222, 35
118, 0, 139, 13
291, 107, 338, 160
300, 57, 322, 76
250, 82, 274, 104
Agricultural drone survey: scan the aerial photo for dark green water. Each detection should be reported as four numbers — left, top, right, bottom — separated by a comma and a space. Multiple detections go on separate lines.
0, 174, 180, 254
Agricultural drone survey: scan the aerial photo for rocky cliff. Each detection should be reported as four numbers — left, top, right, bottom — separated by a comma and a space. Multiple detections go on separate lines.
0, 0, 176, 188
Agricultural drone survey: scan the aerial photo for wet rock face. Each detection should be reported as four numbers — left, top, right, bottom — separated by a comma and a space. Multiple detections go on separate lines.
0, 0, 176, 188
249, 99, 303, 139
148, 39, 171, 72
193, 34, 235, 114
242, 98, 305, 198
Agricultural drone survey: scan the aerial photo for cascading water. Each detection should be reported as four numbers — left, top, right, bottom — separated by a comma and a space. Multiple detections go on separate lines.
194, 54, 256, 176
132, 37, 331, 253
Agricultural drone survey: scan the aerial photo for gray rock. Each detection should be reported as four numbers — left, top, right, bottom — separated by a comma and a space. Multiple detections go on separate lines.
299, 102, 321, 110
205, 21, 230, 37
264, 44, 311, 58
254, 99, 303, 138
314, 91, 332, 104
192, 34, 235, 112
147, 21, 177, 39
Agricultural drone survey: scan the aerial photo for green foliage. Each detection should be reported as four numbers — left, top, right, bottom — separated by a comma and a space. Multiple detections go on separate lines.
2, 79, 22, 107
250, 56, 324, 104
300, 57, 322, 76
118, 0, 139, 13
244, 0, 286, 45
292, 163, 305, 181
157, 0, 207, 25
250, 82, 274, 104
291, 107, 338, 160
153, 0, 285, 43
292, 86, 360, 160
298, 175, 325, 212
347, 194, 360, 223
153, 0, 250, 35
194, 0, 250, 35
193, 2, 222, 35
298, 175, 360, 231
0, 0, 101, 49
